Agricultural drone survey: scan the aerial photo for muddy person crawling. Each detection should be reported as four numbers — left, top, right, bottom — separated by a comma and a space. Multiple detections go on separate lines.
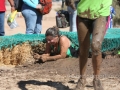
33, 26, 79, 63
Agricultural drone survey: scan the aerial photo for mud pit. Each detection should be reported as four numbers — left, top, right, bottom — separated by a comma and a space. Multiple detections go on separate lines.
0, 57, 120, 90
0, 42, 120, 90
2, 2, 120, 89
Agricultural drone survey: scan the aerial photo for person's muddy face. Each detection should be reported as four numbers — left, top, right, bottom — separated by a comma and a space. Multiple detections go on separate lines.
46, 36, 59, 45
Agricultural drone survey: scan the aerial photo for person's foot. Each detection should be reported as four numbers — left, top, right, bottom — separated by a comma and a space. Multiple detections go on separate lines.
73, 78, 86, 90
93, 78, 104, 90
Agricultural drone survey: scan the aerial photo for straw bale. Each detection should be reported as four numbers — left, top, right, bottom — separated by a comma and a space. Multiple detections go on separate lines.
0, 41, 46, 65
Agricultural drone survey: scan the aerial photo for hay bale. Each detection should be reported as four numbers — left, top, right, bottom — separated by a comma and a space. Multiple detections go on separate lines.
18, 42, 34, 65
0, 42, 35, 65
11, 44, 21, 65
10, 42, 34, 65
3, 48, 11, 65
0, 50, 3, 64
31, 42, 46, 55
0, 41, 46, 66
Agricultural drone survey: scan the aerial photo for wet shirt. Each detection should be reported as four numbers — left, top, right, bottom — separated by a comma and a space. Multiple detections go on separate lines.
77, 0, 112, 19
0, 0, 6, 11
50, 42, 78, 57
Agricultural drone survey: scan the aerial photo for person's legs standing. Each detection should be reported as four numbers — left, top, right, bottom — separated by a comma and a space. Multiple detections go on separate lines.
71, 10, 77, 32
22, 4, 37, 34
74, 16, 91, 90
91, 16, 106, 90
0, 12, 5, 36
67, 6, 77, 32
34, 13, 42, 34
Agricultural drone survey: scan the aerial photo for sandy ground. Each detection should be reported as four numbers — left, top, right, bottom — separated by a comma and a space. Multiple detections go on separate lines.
0, 2, 120, 90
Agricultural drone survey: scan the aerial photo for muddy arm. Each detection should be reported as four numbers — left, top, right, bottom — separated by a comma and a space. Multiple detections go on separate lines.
46, 54, 66, 61
41, 36, 70, 61
41, 36, 70, 62
41, 46, 67, 61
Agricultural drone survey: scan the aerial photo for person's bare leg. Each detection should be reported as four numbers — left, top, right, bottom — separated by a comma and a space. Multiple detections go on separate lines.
91, 17, 106, 90
92, 54, 103, 78
74, 16, 90, 90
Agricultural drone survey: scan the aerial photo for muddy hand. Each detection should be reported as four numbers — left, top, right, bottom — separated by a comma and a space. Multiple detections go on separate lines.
33, 53, 41, 60
41, 55, 47, 62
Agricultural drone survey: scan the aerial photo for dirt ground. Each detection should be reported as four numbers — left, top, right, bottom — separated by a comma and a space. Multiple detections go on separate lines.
0, 58, 120, 90
0, 2, 120, 90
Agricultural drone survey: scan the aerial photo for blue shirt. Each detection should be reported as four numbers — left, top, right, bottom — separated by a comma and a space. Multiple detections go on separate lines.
110, 6, 115, 19
23, 0, 40, 8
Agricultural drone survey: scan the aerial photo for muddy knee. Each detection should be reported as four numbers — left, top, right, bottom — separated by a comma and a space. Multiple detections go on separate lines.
91, 40, 102, 55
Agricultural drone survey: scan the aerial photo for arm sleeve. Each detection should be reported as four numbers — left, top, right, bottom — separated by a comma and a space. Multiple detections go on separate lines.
23, 0, 37, 8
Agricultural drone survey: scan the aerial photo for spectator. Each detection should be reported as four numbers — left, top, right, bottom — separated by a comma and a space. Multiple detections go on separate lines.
62, 0, 79, 32
109, 6, 115, 28
0, 0, 15, 36
74, 0, 112, 90
21, 0, 43, 34
33, 26, 79, 62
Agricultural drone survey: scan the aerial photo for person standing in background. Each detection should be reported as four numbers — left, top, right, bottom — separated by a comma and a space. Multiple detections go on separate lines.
109, 6, 115, 28
21, 0, 43, 34
62, 0, 79, 32
0, 0, 15, 36
75, 0, 112, 90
